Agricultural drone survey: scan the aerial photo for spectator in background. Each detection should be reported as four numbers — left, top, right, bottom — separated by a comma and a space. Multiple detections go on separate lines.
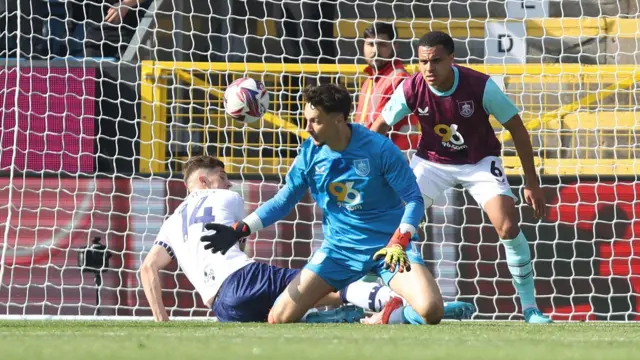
354, 23, 419, 153
0, 0, 47, 59
83, 0, 149, 59
277, 0, 337, 64
209, 0, 336, 64
208, 0, 266, 63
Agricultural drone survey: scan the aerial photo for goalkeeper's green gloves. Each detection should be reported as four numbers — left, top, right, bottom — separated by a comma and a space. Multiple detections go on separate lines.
373, 228, 412, 273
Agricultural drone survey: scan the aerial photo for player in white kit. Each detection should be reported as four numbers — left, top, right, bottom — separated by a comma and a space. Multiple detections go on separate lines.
140, 155, 409, 322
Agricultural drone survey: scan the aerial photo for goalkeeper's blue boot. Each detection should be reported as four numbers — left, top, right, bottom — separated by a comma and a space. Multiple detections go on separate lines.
524, 308, 553, 324
443, 301, 475, 320
305, 305, 365, 324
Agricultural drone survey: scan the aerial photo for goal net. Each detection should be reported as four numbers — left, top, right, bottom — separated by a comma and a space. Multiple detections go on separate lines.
1, 0, 639, 321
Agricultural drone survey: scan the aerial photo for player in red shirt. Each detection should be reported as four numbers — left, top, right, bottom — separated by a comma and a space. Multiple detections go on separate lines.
354, 23, 419, 153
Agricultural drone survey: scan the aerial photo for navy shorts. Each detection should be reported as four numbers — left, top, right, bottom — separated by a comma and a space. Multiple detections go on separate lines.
212, 262, 300, 322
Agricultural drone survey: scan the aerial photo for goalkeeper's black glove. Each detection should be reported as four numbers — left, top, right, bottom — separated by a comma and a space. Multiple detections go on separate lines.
200, 221, 251, 255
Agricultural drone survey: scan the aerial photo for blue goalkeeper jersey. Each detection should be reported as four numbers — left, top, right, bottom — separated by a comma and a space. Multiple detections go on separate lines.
254, 123, 424, 262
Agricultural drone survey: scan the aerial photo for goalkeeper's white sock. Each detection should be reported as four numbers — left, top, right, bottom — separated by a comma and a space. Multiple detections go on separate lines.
339, 280, 397, 312
502, 231, 537, 311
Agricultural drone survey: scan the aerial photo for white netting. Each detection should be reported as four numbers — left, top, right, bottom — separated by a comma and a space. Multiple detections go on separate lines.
1, 0, 639, 321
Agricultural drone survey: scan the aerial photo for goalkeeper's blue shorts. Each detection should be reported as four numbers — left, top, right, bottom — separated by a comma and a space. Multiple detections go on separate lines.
212, 262, 299, 322
304, 242, 424, 291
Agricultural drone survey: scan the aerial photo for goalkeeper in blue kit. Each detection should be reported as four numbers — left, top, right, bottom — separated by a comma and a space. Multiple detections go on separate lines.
201, 83, 473, 325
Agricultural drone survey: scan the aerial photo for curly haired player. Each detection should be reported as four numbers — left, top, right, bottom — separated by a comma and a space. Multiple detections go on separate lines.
199, 84, 474, 325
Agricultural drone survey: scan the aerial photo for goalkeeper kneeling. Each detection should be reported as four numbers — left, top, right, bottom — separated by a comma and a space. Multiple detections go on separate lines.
199, 84, 474, 325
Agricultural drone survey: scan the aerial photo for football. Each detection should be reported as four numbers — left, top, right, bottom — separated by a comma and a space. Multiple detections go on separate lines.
223, 77, 270, 124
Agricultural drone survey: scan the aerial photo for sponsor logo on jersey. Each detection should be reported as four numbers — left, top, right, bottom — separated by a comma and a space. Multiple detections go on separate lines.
433, 124, 468, 151
328, 181, 362, 210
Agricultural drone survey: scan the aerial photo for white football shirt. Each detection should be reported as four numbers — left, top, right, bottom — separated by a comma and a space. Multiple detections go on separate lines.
153, 189, 254, 304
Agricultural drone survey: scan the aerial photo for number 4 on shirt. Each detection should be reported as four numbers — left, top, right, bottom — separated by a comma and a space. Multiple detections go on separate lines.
181, 196, 216, 240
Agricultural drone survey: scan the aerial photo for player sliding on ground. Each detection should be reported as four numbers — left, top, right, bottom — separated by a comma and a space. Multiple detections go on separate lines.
142, 155, 370, 322
140, 155, 463, 322
199, 84, 474, 325
369, 31, 552, 324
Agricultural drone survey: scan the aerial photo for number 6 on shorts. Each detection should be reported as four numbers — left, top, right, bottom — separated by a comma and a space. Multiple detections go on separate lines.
490, 160, 503, 179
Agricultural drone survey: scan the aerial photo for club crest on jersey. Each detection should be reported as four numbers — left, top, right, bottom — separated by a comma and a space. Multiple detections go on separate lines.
458, 101, 474, 118
353, 159, 370, 177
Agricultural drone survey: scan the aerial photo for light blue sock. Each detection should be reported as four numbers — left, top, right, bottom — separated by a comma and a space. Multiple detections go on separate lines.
502, 231, 537, 310
388, 306, 423, 325
402, 306, 426, 325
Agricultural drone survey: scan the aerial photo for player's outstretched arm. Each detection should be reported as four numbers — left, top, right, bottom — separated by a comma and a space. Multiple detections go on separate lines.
373, 141, 425, 272
482, 78, 545, 218
201, 154, 309, 254
370, 82, 412, 135
140, 245, 173, 322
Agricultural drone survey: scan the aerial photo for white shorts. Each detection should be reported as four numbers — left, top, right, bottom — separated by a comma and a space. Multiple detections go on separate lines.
410, 155, 518, 208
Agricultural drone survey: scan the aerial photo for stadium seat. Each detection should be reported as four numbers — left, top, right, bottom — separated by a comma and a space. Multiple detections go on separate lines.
561, 112, 638, 130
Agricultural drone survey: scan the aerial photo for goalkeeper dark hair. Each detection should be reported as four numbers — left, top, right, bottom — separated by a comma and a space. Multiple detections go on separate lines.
302, 83, 352, 121
418, 31, 455, 55
183, 155, 225, 182
363, 22, 396, 40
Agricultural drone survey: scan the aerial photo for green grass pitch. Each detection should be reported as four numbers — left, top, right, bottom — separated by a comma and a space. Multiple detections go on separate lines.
1, 321, 639, 360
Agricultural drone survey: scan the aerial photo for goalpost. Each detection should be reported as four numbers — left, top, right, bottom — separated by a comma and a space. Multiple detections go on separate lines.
1, 0, 639, 321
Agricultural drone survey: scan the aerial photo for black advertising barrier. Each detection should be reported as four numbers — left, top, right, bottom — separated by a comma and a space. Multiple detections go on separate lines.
455, 175, 639, 321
